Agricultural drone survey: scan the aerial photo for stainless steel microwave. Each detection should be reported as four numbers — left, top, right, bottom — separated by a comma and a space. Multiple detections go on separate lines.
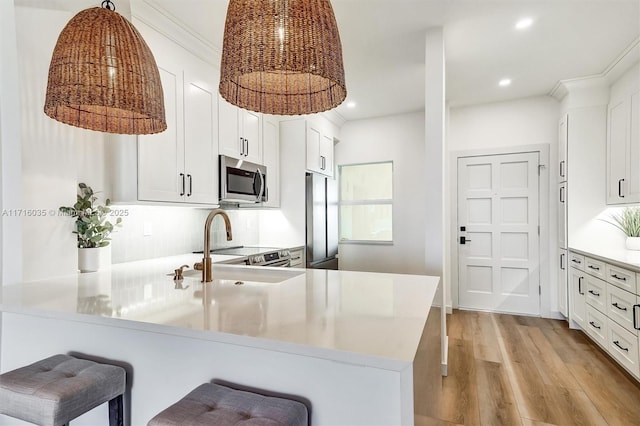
219, 155, 267, 204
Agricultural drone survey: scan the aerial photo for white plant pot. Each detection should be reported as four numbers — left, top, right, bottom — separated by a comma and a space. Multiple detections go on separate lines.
626, 237, 640, 251
78, 246, 111, 273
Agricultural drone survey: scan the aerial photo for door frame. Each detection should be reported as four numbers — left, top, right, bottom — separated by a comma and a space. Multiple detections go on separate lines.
448, 144, 552, 317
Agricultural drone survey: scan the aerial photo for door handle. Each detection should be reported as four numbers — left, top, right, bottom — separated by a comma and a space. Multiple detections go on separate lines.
560, 160, 565, 178
560, 253, 565, 270
187, 174, 193, 197
459, 236, 471, 244
588, 289, 600, 297
179, 173, 185, 196
613, 340, 629, 352
240, 137, 245, 156
589, 321, 601, 330
245, 138, 249, 157
578, 276, 584, 295
612, 302, 628, 312
611, 273, 627, 281
634, 304, 640, 330
559, 186, 565, 203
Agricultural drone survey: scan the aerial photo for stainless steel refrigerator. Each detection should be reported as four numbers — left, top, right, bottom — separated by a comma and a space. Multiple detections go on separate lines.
305, 172, 339, 269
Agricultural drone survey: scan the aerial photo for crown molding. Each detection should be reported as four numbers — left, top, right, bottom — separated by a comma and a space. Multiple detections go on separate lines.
131, 0, 221, 67
550, 37, 640, 101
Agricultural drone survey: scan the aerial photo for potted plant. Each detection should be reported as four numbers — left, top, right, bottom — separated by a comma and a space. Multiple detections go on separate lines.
608, 207, 640, 250
59, 183, 122, 272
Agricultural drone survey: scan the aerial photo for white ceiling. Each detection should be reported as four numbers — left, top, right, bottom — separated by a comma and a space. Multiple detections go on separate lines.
24, 0, 640, 122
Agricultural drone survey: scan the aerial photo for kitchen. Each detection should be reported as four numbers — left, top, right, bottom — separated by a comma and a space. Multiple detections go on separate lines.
1, 0, 640, 425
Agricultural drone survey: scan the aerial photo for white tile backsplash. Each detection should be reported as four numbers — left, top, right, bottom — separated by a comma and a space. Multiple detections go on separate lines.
110, 206, 261, 263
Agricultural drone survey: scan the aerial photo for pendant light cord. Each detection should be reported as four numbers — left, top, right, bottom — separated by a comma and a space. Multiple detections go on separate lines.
101, 0, 115, 11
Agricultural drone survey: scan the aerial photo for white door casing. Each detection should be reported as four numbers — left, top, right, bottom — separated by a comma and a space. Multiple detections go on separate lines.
457, 152, 541, 315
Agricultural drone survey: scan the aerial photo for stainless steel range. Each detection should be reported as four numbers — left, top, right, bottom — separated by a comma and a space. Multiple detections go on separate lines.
195, 246, 292, 267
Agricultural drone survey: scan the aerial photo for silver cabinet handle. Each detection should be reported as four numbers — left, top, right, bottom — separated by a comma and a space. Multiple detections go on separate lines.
179, 173, 185, 196
634, 304, 639, 330
187, 174, 193, 197
560, 186, 565, 203
560, 253, 565, 270
245, 138, 249, 157
560, 160, 565, 178
240, 137, 245, 156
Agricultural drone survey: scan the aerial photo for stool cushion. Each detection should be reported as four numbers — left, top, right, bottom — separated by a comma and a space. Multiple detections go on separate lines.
0, 354, 125, 426
148, 383, 308, 426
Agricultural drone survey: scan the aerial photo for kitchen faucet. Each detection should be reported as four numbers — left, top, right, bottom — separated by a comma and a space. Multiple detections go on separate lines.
194, 209, 233, 282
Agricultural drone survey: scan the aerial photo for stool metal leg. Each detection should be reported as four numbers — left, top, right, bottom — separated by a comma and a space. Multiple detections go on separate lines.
109, 394, 124, 426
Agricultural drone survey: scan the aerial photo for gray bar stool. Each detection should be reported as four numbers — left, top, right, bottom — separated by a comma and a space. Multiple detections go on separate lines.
148, 382, 308, 426
0, 354, 125, 426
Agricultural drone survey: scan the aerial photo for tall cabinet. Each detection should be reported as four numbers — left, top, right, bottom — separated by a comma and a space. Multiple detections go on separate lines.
558, 113, 569, 317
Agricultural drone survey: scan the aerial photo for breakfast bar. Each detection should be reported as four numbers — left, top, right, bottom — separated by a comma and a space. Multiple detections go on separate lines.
0, 255, 441, 425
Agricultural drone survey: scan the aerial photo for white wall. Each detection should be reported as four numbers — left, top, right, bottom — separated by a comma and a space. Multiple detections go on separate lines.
335, 111, 428, 275
447, 95, 560, 314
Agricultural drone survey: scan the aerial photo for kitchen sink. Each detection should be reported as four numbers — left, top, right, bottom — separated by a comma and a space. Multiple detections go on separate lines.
181, 266, 305, 283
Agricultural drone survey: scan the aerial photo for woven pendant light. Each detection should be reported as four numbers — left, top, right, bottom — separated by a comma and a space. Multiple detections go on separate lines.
44, 1, 166, 135
219, 0, 347, 115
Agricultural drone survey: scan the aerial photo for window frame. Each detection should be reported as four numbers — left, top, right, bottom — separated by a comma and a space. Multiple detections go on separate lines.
338, 160, 394, 245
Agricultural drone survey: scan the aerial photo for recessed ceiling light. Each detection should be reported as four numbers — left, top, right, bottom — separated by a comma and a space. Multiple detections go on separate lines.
515, 18, 534, 30
346, 101, 356, 108
499, 78, 512, 87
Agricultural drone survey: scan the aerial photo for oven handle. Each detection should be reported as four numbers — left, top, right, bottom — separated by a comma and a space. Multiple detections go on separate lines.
261, 259, 291, 267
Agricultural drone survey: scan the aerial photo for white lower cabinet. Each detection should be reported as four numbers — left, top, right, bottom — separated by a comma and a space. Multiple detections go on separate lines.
585, 305, 608, 348
607, 318, 639, 377
569, 266, 586, 328
558, 249, 568, 317
570, 250, 640, 380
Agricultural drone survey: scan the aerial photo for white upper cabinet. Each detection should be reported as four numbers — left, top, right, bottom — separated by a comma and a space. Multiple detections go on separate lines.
306, 120, 334, 177
607, 64, 640, 204
219, 97, 263, 164
261, 115, 280, 208
134, 21, 219, 205
558, 113, 568, 182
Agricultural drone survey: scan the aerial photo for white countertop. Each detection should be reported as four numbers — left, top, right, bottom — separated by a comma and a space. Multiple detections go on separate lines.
569, 245, 640, 271
0, 254, 440, 369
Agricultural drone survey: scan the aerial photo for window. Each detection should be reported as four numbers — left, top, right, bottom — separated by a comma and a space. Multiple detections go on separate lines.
339, 161, 393, 243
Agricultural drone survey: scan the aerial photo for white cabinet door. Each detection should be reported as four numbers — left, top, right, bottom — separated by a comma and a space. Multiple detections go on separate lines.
306, 123, 322, 174
306, 121, 334, 177
570, 267, 586, 328
320, 133, 334, 177
608, 98, 628, 203
218, 96, 242, 159
558, 113, 568, 182
218, 98, 263, 163
261, 115, 280, 208
559, 249, 568, 317
240, 109, 262, 164
558, 182, 567, 249
138, 64, 184, 203
627, 91, 640, 202
183, 66, 218, 204
607, 91, 640, 204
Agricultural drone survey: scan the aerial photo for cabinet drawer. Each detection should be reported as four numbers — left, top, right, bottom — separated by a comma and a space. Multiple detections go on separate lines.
606, 264, 636, 293
607, 318, 640, 378
607, 284, 638, 335
585, 305, 608, 349
585, 275, 607, 313
569, 253, 585, 271
584, 257, 605, 279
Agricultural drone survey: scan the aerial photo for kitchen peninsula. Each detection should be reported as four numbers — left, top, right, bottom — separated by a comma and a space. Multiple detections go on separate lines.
0, 255, 441, 426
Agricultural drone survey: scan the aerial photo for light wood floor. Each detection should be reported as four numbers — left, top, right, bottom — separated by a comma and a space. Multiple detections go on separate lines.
414, 310, 640, 426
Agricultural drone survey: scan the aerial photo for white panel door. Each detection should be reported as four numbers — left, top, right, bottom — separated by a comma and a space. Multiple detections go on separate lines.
458, 152, 540, 315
